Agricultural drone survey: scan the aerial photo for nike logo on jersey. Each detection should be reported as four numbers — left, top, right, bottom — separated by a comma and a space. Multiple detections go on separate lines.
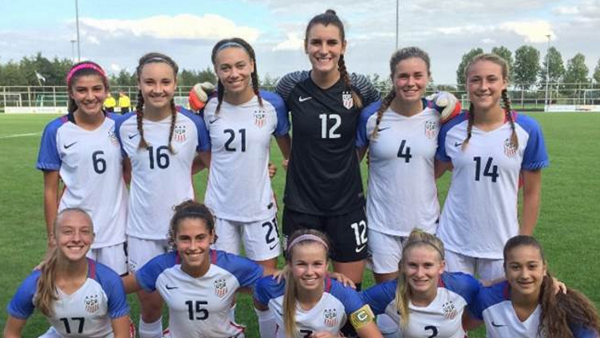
267, 202, 274, 210
64, 141, 77, 149
298, 96, 312, 102
355, 244, 367, 253
269, 243, 278, 250
165, 284, 178, 290
454, 141, 463, 147
209, 118, 220, 124
491, 321, 506, 327
377, 127, 391, 132
128, 133, 139, 140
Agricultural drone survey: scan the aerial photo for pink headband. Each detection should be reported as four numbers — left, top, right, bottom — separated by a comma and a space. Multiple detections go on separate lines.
287, 234, 329, 252
66, 63, 106, 85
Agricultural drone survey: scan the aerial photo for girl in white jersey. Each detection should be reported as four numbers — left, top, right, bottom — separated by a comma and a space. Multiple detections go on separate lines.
4, 208, 130, 338
436, 53, 549, 280
123, 200, 286, 338
356, 47, 461, 284
204, 38, 291, 270
254, 229, 383, 338
115, 52, 211, 338
361, 229, 482, 338
37, 61, 129, 275
472, 235, 600, 338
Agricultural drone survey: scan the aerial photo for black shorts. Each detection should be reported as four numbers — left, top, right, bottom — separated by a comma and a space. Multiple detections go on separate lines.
282, 207, 368, 263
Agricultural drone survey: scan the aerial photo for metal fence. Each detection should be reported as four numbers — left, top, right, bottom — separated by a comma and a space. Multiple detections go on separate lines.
1, 83, 599, 113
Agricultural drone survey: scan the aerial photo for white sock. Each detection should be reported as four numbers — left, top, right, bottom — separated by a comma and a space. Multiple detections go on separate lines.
139, 317, 163, 338
229, 303, 237, 321
255, 308, 276, 338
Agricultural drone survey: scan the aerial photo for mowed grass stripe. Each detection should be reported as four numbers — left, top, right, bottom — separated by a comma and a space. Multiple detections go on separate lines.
0, 112, 598, 337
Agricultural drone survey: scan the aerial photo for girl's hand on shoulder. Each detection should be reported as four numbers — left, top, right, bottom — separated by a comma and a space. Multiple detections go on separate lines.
328, 271, 356, 289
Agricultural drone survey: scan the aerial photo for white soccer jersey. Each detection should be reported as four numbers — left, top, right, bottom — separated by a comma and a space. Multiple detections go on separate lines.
436, 112, 549, 259
136, 250, 264, 338
357, 100, 440, 236
116, 108, 210, 240
254, 277, 367, 338
37, 114, 128, 248
203, 91, 289, 222
472, 281, 598, 338
8, 259, 129, 338
361, 272, 480, 338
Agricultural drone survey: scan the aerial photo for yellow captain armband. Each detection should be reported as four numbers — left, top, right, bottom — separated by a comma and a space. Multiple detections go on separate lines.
349, 304, 375, 330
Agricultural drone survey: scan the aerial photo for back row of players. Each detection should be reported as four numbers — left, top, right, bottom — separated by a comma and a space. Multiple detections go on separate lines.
5, 8, 599, 338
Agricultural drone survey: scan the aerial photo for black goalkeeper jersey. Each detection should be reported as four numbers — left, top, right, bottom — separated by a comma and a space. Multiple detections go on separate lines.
276, 71, 380, 215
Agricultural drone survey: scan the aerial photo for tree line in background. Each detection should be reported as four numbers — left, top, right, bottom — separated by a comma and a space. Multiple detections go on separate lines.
2, 46, 600, 93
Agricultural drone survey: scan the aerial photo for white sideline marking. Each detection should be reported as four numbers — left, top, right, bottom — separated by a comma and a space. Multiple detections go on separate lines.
0, 132, 41, 139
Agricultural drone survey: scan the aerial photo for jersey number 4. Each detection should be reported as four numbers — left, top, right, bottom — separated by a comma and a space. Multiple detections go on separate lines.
397, 140, 412, 163
185, 300, 209, 320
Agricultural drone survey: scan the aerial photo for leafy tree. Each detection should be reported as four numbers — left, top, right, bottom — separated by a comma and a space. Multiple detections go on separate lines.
491, 46, 513, 80
0, 61, 26, 85
197, 67, 216, 84
260, 73, 279, 89
456, 48, 484, 88
563, 53, 590, 98
513, 45, 540, 90
539, 47, 566, 84
593, 57, 600, 84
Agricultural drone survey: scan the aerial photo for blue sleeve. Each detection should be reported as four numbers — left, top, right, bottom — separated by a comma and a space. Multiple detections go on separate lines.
135, 252, 178, 292
36, 117, 66, 171
356, 100, 381, 148
95, 263, 130, 319
435, 111, 466, 162
180, 108, 211, 152
469, 281, 508, 320
254, 276, 285, 307
570, 323, 599, 338
214, 250, 265, 288
261, 90, 290, 137
360, 279, 397, 315
114, 112, 135, 157
6, 270, 41, 320
330, 279, 366, 315
442, 272, 482, 305
516, 114, 549, 171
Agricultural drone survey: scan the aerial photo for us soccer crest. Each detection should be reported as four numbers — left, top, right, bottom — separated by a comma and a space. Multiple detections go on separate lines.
424, 120, 438, 139
342, 91, 353, 110
323, 308, 338, 327
214, 278, 228, 298
253, 109, 266, 128
108, 129, 119, 146
174, 125, 187, 143
84, 294, 100, 314
504, 138, 517, 157
442, 301, 457, 320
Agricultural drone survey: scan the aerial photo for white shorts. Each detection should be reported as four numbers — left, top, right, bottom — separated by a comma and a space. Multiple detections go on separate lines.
87, 243, 128, 275
38, 327, 61, 338
127, 236, 169, 273
444, 249, 504, 281
211, 215, 281, 262
367, 229, 406, 274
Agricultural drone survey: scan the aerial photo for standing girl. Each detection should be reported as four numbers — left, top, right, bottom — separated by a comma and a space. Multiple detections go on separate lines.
436, 53, 549, 280
37, 61, 129, 275
4, 208, 130, 338
116, 52, 210, 337
356, 47, 461, 284
204, 37, 291, 270
472, 235, 600, 337
254, 229, 383, 338
276, 9, 380, 288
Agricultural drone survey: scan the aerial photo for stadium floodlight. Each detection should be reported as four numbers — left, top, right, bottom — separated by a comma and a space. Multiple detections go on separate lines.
75, 0, 81, 62
395, 0, 400, 50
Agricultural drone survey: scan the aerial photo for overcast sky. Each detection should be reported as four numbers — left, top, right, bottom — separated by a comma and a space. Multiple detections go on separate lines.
1, 0, 598, 85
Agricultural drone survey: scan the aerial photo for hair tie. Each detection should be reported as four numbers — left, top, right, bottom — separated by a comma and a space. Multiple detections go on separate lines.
66, 63, 106, 85
287, 234, 329, 252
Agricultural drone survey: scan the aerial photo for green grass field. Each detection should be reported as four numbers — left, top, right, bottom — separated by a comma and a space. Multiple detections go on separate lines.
1, 112, 599, 337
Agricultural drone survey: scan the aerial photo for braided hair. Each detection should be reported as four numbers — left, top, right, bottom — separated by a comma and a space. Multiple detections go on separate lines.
135, 52, 179, 154
210, 38, 263, 114
305, 9, 362, 109
371, 47, 431, 139
463, 53, 517, 150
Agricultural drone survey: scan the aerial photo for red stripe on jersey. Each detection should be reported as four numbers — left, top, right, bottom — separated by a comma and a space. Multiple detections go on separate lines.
88, 258, 97, 279
229, 321, 245, 331
502, 282, 510, 300
210, 249, 217, 264
175, 252, 181, 265
438, 276, 446, 288
325, 277, 332, 292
